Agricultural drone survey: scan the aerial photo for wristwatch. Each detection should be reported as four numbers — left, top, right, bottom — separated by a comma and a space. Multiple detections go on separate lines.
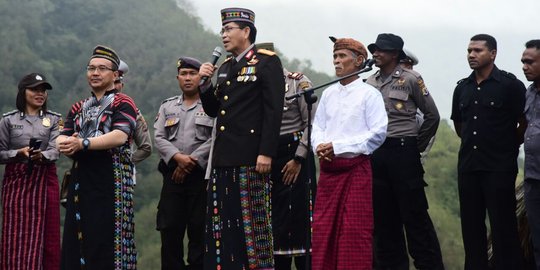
293, 155, 305, 164
82, 138, 90, 151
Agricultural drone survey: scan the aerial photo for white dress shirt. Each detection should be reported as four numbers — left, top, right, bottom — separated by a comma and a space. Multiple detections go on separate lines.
311, 78, 388, 157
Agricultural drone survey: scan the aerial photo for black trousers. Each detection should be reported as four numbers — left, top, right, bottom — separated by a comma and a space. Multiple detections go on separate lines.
372, 137, 444, 270
157, 160, 207, 270
524, 179, 540, 270
458, 171, 524, 270
271, 134, 316, 270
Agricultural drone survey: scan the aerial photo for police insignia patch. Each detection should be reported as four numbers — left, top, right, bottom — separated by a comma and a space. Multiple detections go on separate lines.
247, 55, 259, 65
395, 102, 403, 110
165, 118, 177, 127
417, 79, 429, 96
298, 81, 310, 90
397, 78, 405, 86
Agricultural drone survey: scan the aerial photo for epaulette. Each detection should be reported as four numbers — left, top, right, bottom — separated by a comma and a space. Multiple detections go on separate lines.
401, 68, 422, 79
46, 110, 62, 117
501, 70, 517, 80
161, 96, 180, 104
2, 110, 18, 117
257, 48, 276, 56
287, 72, 304, 80
223, 56, 233, 64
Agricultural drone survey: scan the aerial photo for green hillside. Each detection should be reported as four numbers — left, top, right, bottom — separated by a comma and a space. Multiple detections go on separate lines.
0, 0, 508, 269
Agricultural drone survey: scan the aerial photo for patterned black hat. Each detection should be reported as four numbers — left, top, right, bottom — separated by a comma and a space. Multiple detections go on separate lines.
221, 7, 255, 25
90, 45, 120, 67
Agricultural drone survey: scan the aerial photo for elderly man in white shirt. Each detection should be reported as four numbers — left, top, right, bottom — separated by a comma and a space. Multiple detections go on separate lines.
310, 37, 387, 270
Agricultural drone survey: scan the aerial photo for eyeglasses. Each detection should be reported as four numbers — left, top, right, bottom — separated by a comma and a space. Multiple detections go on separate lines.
220, 26, 241, 35
86, 65, 114, 73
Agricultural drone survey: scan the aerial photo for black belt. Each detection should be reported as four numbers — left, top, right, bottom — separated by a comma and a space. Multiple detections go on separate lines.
381, 136, 417, 148
278, 130, 304, 145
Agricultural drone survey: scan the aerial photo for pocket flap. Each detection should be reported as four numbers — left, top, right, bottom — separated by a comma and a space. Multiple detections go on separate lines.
389, 90, 409, 101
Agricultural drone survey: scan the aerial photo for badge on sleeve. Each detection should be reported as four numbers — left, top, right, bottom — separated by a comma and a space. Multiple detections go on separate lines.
42, 117, 51, 127
298, 81, 310, 90
58, 118, 64, 132
417, 79, 429, 96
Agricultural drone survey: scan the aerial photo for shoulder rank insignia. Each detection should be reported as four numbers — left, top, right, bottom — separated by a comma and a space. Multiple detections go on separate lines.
257, 48, 276, 56
287, 72, 304, 80
161, 96, 179, 104
46, 110, 62, 117
223, 56, 233, 64
2, 110, 18, 117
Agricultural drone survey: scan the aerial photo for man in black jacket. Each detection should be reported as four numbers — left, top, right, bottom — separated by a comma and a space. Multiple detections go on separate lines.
198, 7, 285, 270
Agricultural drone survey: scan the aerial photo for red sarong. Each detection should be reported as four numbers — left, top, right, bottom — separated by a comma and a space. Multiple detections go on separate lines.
1, 163, 60, 270
312, 155, 373, 270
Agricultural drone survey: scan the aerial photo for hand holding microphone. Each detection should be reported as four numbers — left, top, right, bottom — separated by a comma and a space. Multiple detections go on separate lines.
199, 47, 223, 86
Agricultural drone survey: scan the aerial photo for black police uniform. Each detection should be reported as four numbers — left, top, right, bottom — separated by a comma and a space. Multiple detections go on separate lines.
200, 46, 285, 269
200, 47, 284, 166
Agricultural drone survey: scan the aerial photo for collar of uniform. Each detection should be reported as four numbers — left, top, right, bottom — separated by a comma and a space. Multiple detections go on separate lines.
373, 65, 403, 80
467, 65, 502, 83
178, 95, 202, 110
235, 44, 255, 62
19, 109, 45, 119
391, 65, 404, 77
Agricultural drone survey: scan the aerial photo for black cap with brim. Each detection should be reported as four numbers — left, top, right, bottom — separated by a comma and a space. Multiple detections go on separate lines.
368, 33, 407, 60
18, 73, 53, 91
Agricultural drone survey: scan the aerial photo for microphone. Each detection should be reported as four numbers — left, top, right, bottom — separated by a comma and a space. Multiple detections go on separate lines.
200, 47, 223, 86
363, 58, 375, 69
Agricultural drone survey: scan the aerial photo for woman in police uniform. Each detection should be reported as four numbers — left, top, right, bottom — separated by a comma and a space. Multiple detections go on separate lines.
0, 73, 62, 270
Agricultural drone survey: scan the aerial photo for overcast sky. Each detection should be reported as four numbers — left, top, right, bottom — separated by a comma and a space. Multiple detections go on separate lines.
190, 0, 539, 119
